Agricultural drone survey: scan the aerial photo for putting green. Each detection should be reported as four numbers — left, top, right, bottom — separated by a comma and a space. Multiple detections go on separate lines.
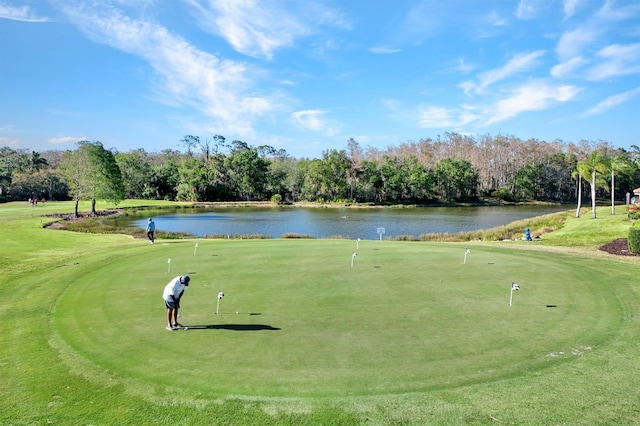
53, 239, 624, 398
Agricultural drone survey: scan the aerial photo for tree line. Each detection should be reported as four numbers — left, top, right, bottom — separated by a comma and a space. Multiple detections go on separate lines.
1, 133, 639, 218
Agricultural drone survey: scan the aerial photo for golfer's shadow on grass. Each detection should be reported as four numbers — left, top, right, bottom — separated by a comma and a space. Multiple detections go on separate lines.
186, 324, 281, 331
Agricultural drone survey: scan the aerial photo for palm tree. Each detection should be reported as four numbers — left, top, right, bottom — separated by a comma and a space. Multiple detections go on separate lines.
30, 151, 48, 172
571, 169, 583, 218
606, 154, 634, 215
576, 152, 608, 219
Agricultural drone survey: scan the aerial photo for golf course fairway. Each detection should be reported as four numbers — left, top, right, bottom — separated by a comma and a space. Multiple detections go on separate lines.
3, 201, 640, 425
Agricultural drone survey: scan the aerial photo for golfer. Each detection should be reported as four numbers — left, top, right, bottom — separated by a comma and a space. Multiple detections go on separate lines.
162, 275, 190, 330
146, 217, 155, 244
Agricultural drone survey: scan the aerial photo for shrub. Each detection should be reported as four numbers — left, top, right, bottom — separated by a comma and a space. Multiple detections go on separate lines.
393, 234, 417, 241
280, 233, 314, 239
271, 194, 282, 204
628, 225, 640, 254
491, 187, 516, 202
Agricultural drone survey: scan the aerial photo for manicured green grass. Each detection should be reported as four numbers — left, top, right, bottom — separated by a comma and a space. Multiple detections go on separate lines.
55, 239, 622, 397
2, 200, 640, 425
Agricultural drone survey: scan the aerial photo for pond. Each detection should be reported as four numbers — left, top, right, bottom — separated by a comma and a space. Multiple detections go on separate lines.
116, 205, 570, 239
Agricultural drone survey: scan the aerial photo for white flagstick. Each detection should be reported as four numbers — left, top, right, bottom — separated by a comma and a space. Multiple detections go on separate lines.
215, 290, 224, 314
351, 252, 357, 268
509, 282, 520, 306
167, 258, 171, 273
463, 248, 471, 264
194, 243, 199, 256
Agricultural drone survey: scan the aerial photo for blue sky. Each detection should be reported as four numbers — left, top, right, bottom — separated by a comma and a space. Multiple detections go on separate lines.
1, 0, 639, 158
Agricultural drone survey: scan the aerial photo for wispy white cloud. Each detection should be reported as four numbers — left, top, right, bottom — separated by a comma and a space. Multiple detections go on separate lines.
473, 10, 509, 39
184, 0, 349, 60
515, 0, 546, 20
48, 136, 88, 145
464, 50, 546, 94
382, 0, 461, 48
583, 86, 640, 116
291, 110, 338, 135
369, 46, 401, 55
485, 81, 581, 125
55, 1, 273, 138
563, 0, 581, 19
551, 56, 588, 78
184, 0, 306, 60
556, 26, 600, 60
553, 1, 640, 80
485, 10, 508, 27
455, 58, 475, 74
595, 0, 640, 21
0, 3, 49, 22
586, 43, 640, 81
417, 106, 457, 128
416, 105, 479, 129
292, 110, 326, 131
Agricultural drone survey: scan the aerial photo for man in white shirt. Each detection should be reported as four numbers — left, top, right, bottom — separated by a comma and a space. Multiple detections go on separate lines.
162, 275, 190, 330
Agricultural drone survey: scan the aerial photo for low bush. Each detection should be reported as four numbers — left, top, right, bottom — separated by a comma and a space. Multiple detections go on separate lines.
628, 225, 640, 254
280, 233, 315, 239
393, 234, 417, 241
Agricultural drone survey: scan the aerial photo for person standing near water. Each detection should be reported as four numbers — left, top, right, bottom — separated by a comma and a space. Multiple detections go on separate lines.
146, 217, 155, 244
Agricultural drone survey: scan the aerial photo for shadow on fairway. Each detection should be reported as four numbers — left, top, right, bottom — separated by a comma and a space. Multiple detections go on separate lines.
185, 324, 280, 331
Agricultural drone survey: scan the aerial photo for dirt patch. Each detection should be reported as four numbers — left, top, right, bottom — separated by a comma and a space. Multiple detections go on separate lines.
598, 238, 638, 257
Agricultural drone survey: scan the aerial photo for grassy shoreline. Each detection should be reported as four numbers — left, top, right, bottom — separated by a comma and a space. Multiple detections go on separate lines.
49, 199, 575, 242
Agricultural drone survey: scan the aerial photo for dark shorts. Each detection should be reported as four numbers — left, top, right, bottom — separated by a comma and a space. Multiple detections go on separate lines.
165, 299, 177, 310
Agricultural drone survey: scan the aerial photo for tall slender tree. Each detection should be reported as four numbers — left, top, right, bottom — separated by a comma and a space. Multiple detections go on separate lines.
576, 152, 608, 219
571, 169, 583, 217
605, 153, 634, 214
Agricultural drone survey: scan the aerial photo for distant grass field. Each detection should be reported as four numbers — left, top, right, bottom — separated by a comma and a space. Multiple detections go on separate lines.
2, 200, 640, 425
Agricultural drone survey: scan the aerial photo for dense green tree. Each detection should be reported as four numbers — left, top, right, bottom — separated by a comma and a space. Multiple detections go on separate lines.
266, 152, 298, 202
377, 155, 433, 202
379, 155, 410, 201
176, 159, 199, 201
9, 169, 54, 201
514, 163, 562, 201
319, 149, 352, 201
115, 150, 156, 199
224, 141, 270, 201
0, 147, 31, 200
299, 159, 323, 201
359, 160, 384, 202
59, 141, 125, 217
406, 156, 435, 201
434, 158, 479, 202
5, 133, 639, 206
152, 158, 180, 200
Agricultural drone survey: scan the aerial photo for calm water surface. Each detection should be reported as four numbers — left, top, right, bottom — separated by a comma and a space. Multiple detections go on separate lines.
122, 205, 569, 239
